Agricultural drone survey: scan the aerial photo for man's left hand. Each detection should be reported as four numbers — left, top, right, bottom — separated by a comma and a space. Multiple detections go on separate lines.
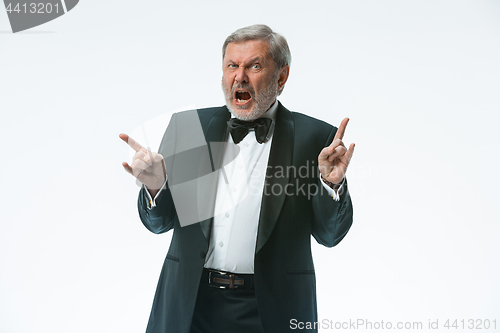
318, 117, 355, 185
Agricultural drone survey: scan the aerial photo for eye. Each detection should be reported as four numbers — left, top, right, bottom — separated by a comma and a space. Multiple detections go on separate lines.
228, 64, 237, 68
252, 64, 261, 70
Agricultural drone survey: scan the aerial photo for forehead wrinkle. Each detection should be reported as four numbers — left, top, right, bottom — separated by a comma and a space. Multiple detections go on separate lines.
225, 56, 267, 67
224, 40, 272, 67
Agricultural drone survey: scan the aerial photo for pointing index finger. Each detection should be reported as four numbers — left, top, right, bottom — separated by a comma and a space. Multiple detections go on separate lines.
334, 117, 349, 141
119, 133, 144, 152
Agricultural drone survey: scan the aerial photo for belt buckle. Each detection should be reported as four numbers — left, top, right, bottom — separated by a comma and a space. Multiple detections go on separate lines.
208, 270, 238, 289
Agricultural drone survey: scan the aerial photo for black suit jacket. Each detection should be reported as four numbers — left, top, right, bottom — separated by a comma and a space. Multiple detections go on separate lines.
138, 102, 353, 332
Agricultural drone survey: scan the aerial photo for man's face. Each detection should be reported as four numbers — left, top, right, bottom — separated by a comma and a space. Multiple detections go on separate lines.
222, 40, 281, 121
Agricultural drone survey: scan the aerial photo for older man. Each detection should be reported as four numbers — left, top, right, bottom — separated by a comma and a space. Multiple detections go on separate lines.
121, 24, 354, 333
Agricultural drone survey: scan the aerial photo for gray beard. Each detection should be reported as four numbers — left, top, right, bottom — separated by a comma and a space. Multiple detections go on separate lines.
222, 77, 279, 121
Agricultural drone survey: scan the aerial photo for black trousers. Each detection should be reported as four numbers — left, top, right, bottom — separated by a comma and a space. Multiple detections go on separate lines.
190, 268, 265, 333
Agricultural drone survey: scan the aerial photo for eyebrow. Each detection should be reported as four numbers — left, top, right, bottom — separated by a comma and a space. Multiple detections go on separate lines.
245, 57, 264, 65
226, 57, 265, 66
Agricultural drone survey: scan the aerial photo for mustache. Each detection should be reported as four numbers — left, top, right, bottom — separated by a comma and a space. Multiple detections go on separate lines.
231, 83, 255, 96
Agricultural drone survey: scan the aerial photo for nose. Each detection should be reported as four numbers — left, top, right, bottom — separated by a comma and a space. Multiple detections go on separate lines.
234, 67, 248, 83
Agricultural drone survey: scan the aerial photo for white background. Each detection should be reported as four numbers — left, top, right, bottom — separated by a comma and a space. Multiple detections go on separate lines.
1, 1, 499, 332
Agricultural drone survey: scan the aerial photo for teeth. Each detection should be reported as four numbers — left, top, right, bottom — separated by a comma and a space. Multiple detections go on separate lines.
237, 99, 248, 103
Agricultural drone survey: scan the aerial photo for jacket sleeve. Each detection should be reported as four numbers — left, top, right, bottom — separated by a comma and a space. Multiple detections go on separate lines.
310, 126, 354, 247
137, 112, 179, 234
137, 185, 177, 234
311, 178, 353, 247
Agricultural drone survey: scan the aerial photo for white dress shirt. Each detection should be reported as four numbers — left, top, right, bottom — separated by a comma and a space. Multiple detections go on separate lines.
203, 101, 278, 273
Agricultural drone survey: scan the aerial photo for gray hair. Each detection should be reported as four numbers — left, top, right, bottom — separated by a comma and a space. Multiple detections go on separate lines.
222, 24, 292, 71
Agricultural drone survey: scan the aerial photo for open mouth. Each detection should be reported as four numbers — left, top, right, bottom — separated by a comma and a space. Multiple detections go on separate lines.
234, 90, 252, 105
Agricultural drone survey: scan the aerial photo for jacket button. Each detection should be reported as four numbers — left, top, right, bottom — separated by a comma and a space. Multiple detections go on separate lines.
200, 251, 206, 259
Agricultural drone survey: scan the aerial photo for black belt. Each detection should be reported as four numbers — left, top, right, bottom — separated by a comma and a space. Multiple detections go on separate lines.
204, 268, 255, 289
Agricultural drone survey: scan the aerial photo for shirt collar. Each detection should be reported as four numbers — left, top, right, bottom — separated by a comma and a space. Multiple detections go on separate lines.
228, 100, 278, 143
259, 99, 279, 121
262, 100, 278, 141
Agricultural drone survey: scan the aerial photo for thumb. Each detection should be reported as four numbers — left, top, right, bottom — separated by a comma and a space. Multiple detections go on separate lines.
122, 162, 133, 175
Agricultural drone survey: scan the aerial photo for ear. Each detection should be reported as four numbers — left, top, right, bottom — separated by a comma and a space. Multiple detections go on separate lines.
277, 65, 290, 90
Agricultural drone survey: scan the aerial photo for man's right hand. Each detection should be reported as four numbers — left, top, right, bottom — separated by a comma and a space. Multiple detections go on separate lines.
120, 133, 166, 197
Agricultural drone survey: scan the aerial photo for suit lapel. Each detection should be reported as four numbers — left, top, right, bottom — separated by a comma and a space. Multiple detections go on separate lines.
256, 102, 294, 253
197, 104, 295, 251
199, 106, 231, 240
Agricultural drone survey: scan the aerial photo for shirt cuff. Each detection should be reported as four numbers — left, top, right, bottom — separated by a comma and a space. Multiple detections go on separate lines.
143, 178, 168, 209
319, 174, 345, 201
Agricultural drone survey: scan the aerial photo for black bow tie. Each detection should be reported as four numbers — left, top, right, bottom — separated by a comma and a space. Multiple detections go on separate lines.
227, 118, 273, 144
